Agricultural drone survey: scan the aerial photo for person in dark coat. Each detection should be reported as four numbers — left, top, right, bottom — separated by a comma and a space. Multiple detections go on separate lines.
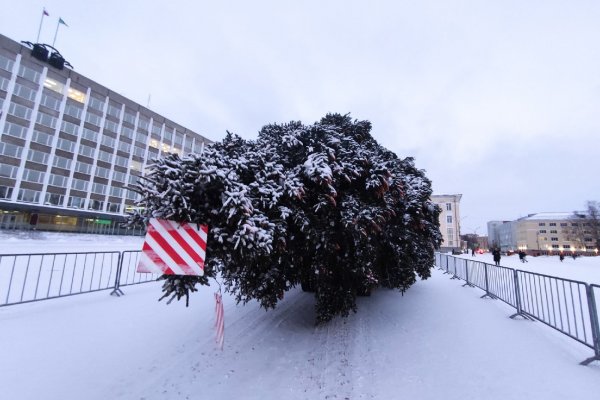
559, 252, 565, 262
518, 250, 528, 263
492, 248, 501, 266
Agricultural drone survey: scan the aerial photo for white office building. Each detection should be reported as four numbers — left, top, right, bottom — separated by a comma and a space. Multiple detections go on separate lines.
0, 33, 211, 233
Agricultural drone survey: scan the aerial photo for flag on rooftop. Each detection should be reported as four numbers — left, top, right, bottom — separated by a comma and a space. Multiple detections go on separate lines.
43, 9, 49, 16
59, 17, 68, 27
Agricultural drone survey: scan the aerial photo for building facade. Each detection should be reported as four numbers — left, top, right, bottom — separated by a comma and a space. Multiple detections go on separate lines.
0, 33, 210, 234
487, 212, 598, 255
431, 194, 462, 251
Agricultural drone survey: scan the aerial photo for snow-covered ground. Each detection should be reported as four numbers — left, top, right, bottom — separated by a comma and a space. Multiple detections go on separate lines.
0, 230, 143, 254
1, 233, 600, 399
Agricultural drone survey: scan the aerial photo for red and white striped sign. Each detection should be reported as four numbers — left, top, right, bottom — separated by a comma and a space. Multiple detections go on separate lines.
137, 218, 208, 276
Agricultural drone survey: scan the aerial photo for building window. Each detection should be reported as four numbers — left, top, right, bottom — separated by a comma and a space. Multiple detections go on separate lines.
53, 156, 72, 170
121, 126, 134, 139
112, 170, 126, 183
9, 102, 33, 120
123, 112, 135, 125
95, 166, 111, 179
551, 237, 559, 241
109, 186, 123, 197
133, 146, 145, 158
12, 83, 37, 102
101, 135, 116, 148
78, 144, 95, 158
118, 141, 131, 153
18, 65, 41, 83
88, 199, 104, 210
98, 150, 113, 163
0, 142, 24, 158
75, 161, 92, 175
104, 120, 118, 133
43, 78, 64, 94
85, 112, 102, 127
549, 223, 556, 226
36, 111, 57, 129
552, 244, 560, 249
539, 223, 546, 226
446, 215, 452, 223
3, 122, 28, 139
40, 92, 61, 111
564, 245, 571, 249
56, 138, 76, 153
81, 128, 98, 142
22, 169, 45, 184
550, 230, 557, 234
539, 229, 547, 233
17, 188, 41, 203
0, 186, 13, 199
115, 155, 128, 168
49, 174, 68, 188
107, 202, 121, 213
88, 96, 105, 112
560, 223, 567, 227
67, 88, 86, 103
91, 182, 107, 195
44, 193, 64, 206
27, 149, 50, 164
0, 163, 18, 179
71, 178, 89, 191
64, 104, 83, 119
68, 196, 86, 208
0, 54, 15, 72
107, 103, 121, 119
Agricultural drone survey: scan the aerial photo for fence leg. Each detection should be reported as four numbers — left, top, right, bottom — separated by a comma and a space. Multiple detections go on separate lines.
450, 257, 460, 280
480, 263, 497, 299
443, 256, 450, 274
509, 269, 534, 320
462, 260, 475, 287
110, 252, 125, 297
581, 285, 600, 365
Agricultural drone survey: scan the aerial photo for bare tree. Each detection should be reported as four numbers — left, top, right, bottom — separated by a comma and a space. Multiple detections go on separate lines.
570, 201, 600, 254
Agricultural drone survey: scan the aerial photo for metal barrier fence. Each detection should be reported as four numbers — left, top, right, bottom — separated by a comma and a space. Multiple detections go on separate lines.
0, 250, 154, 306
435, 252, 600, 366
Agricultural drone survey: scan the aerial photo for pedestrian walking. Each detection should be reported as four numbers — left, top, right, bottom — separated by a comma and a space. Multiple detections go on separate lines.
518, 250, 528, 263
559, 252, 565, 262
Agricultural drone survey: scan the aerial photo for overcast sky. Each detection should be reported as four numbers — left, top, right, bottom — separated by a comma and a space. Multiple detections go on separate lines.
2, 0, 599, 235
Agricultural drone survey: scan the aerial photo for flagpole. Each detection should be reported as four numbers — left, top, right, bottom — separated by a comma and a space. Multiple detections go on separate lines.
36, 10, 46, 43
52, 18, 60, 47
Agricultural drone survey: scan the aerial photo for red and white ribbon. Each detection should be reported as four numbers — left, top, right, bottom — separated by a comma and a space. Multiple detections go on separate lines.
214, 292, 224, 350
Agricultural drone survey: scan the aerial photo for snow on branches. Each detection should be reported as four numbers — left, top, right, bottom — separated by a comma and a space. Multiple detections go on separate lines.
130, 114, 442, 324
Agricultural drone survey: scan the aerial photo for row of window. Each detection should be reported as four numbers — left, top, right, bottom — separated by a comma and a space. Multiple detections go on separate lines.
2, 72, 199, 151
0, 184, 125, 213
538, 222, 589, 227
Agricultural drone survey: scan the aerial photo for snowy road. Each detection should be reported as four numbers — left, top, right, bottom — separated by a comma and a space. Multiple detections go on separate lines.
1, 268, 599, 400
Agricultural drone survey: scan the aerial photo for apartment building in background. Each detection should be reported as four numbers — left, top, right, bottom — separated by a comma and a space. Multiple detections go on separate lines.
0, 33, 211, 234
487, 212, 598, 255
431, 194, 462, 251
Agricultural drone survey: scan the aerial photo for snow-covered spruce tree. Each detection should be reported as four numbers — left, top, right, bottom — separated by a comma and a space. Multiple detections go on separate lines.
130, 114, 441, 323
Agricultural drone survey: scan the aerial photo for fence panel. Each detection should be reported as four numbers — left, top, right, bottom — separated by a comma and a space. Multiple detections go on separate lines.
0, 251, 120, 307
483, 264, 518, 308
118, 250, 160, 287
517, 270, 594, 349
